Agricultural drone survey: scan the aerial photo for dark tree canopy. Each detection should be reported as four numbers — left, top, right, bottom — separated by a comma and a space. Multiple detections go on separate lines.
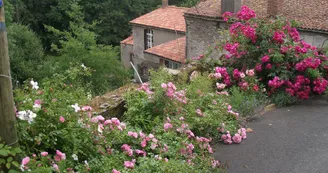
9, 0, 199, 48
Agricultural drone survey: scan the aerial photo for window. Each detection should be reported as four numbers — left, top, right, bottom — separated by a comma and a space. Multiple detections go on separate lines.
164, 60, 181, 69
144, 29, 154, 50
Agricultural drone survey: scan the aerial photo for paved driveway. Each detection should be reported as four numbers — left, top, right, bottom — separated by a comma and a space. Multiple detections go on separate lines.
214, 97, 328, 173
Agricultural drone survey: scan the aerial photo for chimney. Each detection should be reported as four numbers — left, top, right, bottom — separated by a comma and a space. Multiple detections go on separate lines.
267, 0, 284, 16
162, 0, 169, 8
221, 0, 241, 14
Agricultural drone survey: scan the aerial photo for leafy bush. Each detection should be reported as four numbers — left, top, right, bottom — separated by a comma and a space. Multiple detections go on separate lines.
124, 69, 242, 141
45, 2, 130, 95
270, 91, 298, 107
7, 23, 45, 83
14, 65, 228, 172
229, 86, 267, 117
0, 138, 22, 172
196, 6, 328, 107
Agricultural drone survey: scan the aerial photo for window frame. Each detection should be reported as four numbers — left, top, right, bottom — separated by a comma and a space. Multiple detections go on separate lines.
163, 59, 181, 69
144, 29, 154, 50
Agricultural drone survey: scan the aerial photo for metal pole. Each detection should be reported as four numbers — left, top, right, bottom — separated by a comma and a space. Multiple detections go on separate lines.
130, 61, 143, 84
0, 0, 18, 146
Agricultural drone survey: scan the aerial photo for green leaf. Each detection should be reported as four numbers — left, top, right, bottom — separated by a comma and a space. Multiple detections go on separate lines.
7, 157, 13, 163
0, 144, 4, 148
0, 149, 8, 156
6, 162, 11, 169
0, 159, 6, 164
13, 148, 22, 154
8, 170, 21, 173
11, 161, 19, 168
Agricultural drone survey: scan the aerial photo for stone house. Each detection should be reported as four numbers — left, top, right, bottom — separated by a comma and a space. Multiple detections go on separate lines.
121, 0, 328, 81
120, 0, 188, 82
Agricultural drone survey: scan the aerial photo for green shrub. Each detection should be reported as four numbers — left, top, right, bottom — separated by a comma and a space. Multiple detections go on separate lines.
229, 86, 268, 117
7, 23, 45, 83
270, 91, 298, 107
14, 65, 225, 172
45, 2, 129, 95
0, 138, 22, 172
124, 71, 239, 139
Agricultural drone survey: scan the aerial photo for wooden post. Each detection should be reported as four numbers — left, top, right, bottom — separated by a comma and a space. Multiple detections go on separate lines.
0, 0, 18, 146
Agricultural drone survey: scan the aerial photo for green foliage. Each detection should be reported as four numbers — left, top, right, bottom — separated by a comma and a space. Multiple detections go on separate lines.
270, 92, 298, 107
131, 156, 223, 173
229, 86, 268, 117
184, 74, 214, 99
4, 0, 14, 26
170, 0, 200, 7
80, 0, 156, 45
14, 65, 94, 159
7, 23, 45, 83
123, 90, 160, 132
10, 0, 75, 50
45, 2, 129, 95
14, 66, 224, 172
10, 0, 200, 47
149, 68, 174, 91
124, 71, 239, 138
0, 138, 22, 172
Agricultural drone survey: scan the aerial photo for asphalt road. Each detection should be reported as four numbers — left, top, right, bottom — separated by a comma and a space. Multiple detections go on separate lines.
214, 96, 328, 173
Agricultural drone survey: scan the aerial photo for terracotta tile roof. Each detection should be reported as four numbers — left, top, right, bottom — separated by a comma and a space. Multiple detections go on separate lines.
130, 6, 189, 32
185, 0, 328, 31
144, 37, 186, 63
282, 0, 328, 32
120, 35, 134, 45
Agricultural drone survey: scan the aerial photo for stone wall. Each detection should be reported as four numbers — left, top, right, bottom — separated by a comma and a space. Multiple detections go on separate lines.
120, 43, 133, 68
132, 25, 185, 82
132, 25, 184, 61
299, 31, 328, 49
185, 15, 226, 59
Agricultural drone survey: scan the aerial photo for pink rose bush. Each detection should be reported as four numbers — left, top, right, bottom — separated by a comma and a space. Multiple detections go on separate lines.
215, 6, 328, 105
16, 74, 238, 172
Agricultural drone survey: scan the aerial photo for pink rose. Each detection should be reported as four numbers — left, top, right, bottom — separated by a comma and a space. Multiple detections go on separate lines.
21, 157, 30, 166
161, 83, 167, 89
112, 169, 121, 173
53, 164, 60, 172
141, 139, 147, 148
124, 160, 135, 169
55, 150, 66, 162
232, 134, 242, 144
41, 152, 48, 157
164, 123, 173, 131
246, 69, 255, 76
59, 116, 65, 123
128, 131, 138, 138
34, 99, 42, 105
96, 115, 105, 121
221, 134, 227, 140
266, 63, 272, 70
261, 55, 270, 63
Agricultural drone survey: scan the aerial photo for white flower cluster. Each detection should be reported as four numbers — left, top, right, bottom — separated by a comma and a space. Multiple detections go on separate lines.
71, 103, 81, 112
30, 80, 39, 90
17, 110, 37, 123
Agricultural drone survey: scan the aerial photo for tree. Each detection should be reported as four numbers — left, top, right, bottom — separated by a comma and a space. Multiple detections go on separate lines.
170, 0, 200, 7
10, 0, 75, 50
46, 2, 130, 95
80, 0, 160, 45
7, 23, 45, 84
